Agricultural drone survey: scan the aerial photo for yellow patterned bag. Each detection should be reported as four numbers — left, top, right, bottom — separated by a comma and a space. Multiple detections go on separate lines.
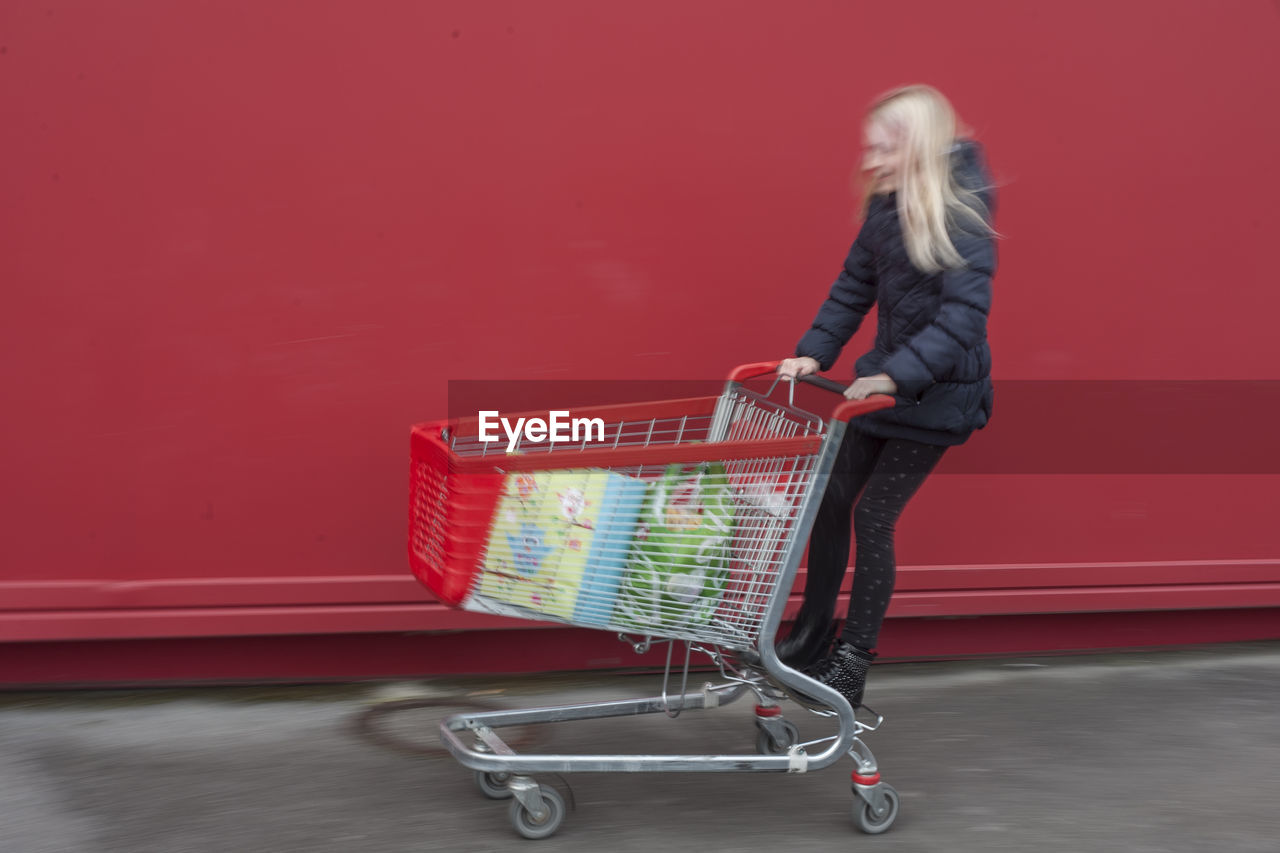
470, 468, 648, 627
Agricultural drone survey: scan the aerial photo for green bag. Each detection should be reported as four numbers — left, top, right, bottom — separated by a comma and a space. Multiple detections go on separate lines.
613, 462, 735, 631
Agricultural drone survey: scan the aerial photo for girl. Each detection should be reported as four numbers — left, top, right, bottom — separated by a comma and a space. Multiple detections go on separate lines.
775, 84, 998, 707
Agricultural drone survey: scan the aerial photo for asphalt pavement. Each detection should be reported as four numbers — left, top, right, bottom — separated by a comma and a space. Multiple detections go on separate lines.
2, 642, 1278, 852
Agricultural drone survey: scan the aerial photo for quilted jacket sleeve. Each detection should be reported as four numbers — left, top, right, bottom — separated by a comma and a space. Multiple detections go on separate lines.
795, 227, 878, 372
880, 228, 996, 400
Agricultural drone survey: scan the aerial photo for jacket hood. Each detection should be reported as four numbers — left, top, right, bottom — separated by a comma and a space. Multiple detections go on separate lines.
950, 138, 996, 217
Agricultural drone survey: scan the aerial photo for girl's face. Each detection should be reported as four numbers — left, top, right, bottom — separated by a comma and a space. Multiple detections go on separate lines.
862, 119, 903, 194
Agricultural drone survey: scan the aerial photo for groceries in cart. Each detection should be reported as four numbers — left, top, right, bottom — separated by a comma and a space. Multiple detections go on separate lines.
468, 468, 648, 627
612, 461, 735, 631
466, 462, 737, 631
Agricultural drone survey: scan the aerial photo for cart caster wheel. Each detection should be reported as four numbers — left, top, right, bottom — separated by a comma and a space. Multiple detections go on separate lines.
755, 720, 800, 755
475, 770, 513, 800
509, 786, 566, 840
853, 784, 900, 834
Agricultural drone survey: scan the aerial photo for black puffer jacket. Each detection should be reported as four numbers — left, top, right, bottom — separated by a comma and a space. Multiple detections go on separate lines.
796, 140, 996, 446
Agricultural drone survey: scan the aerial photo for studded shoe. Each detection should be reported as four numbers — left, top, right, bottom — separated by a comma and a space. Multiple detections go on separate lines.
811, 641, 876, 707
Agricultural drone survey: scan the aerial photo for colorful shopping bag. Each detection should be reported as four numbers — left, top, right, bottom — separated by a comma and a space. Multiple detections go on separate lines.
470, 468, 647, 627
612, 462, 736, 631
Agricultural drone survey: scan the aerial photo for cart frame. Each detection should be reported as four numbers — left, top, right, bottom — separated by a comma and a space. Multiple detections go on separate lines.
414, 362, 902, 837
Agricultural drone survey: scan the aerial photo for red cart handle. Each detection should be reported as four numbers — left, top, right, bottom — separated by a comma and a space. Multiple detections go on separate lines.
727, 361, 782, 382
831, 395, 895, 421
726, 360, 896, 422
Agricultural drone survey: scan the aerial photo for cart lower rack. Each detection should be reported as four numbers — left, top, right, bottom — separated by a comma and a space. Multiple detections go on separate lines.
408, 361, 900, 838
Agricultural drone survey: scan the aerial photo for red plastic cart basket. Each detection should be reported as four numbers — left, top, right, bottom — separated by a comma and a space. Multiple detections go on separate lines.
409, 362, 888, 650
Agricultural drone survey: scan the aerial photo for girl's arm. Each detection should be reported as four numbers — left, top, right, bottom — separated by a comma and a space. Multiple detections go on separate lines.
795, 228, 878, 371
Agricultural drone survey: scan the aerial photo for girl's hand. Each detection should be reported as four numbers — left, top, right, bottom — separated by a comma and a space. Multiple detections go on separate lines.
777, 357, 820, 379
844, 373, 898, 400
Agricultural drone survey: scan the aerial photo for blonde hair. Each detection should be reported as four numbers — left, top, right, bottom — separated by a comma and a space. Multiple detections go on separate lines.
863, 85, 994, 273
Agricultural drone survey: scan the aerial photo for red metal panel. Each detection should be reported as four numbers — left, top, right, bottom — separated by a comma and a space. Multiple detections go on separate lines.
895, 561, 1280, 591
6, 559, 1279, 611
0, 577, 428, 611
1, 2, 1279, 681
3, 609, 1279, 687
6, 560, 1279, 613
4, 561, 1280, 644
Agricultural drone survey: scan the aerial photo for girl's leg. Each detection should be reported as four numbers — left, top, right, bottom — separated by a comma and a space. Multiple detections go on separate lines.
794, 428, 885, 623
775, 428, 886, 668
840, 438, 948, 651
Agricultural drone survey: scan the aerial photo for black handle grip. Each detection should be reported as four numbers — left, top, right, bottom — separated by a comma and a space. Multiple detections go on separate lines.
797, 374, 849, 396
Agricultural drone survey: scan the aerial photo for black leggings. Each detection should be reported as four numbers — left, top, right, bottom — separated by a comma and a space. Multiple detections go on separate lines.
799, 428, 947, 651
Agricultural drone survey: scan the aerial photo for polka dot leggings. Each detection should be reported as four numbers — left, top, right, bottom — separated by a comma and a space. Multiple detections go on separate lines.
799, 427, 948, 652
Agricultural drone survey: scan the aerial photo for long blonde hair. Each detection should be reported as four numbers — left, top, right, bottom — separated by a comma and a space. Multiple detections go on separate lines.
863, 85, 994, 273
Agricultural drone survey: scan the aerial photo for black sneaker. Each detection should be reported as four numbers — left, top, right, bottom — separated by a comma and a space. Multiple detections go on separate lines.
811, 641, 876, 708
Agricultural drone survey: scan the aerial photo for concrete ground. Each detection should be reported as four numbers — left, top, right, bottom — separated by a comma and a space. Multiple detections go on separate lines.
2, 642, 1278, 853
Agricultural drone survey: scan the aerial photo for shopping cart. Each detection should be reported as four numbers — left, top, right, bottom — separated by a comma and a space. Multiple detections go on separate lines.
408, 361, 899, 838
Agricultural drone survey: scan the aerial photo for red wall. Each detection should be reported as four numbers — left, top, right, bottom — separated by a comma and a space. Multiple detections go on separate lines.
3, 1, 1279, 682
